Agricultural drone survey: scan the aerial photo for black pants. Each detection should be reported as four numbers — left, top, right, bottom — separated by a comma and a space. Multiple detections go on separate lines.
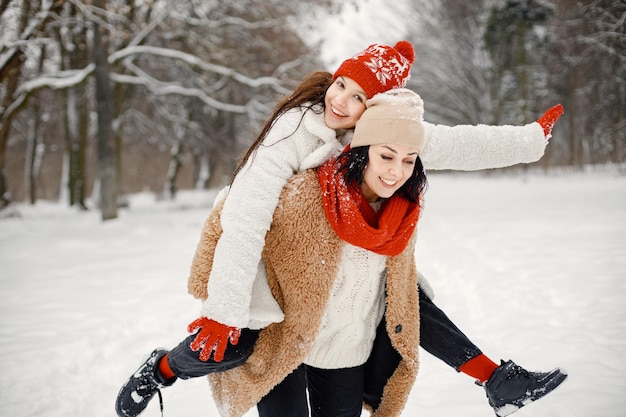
166, 288, 482, 416
166, 329, 367, 417
166, 328, 260, 378
418, 288, 483, 370
257, 288, 483, 416
258, 364, 368, 417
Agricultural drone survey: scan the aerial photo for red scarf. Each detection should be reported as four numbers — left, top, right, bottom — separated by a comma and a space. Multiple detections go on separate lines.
317, 156, 420, 256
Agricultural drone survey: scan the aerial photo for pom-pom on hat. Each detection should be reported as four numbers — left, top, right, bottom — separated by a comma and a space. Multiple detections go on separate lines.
351, 88, 425, 153
333, 41, 415, 98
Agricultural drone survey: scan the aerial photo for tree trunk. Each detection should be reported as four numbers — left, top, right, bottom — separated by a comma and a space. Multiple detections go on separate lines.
163, 141, 183, 200
207, 155, 231, 190
193, 152, 210, 190
25, 98, 43, 205
61, 3, 89, 210
0, 0, 33, 208
93, 0, 118, 220
65, 85, 89, 209
0, 64, 20, 208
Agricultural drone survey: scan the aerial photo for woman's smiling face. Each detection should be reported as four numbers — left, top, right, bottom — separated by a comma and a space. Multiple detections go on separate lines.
324, 76, 367, 130
361, 143, 419, 203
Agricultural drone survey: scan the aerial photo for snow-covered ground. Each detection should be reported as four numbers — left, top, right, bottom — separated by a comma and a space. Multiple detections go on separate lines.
1, 168, 625, 417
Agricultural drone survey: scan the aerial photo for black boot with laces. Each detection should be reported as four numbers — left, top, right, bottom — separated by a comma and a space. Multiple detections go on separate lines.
483, 359, 567, 417
115, 349, 177, 417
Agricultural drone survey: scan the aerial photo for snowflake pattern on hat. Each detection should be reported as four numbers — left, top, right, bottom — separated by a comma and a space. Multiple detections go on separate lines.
365, 57, 393, 85
355, 45, 410, 87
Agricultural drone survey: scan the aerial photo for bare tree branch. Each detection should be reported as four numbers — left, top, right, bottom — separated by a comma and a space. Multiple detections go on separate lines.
108, 45, 291, 94
109, 72, 249, 114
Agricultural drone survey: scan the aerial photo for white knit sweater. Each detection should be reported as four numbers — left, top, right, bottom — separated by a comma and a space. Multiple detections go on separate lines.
304, 243, 387, 369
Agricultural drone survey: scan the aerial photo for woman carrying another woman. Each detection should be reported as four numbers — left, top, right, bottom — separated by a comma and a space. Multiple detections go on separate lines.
119, 88, 427, 417
116, 40, 566, 417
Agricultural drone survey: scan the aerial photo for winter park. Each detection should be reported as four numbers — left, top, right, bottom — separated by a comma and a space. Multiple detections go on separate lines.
2, 168, 626, 417
1, 1, 625, 417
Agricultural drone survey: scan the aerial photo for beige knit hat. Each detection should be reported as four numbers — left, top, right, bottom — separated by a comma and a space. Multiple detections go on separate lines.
351, 88, 425, 153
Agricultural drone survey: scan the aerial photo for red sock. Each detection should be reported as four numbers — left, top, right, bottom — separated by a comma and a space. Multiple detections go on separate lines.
158, 353, 176, 380
458, 354, 499, 383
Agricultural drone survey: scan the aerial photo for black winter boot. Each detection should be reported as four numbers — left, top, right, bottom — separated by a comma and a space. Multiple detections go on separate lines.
483, 360, 567, 416
115, 349, 177, 417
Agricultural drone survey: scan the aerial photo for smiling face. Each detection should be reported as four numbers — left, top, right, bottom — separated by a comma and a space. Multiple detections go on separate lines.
361, 143, 419, 203
324, 76, 368, 130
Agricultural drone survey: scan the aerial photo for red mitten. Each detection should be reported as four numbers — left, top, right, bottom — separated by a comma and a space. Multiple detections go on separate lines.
537, 104, 564, 138
188, 317, 241, 362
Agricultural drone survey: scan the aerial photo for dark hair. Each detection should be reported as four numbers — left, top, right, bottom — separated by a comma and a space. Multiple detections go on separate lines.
337, 146, 428, 204
231, 71, 334, 183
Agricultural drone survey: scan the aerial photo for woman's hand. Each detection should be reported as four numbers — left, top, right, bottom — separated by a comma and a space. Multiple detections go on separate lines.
188, 317, 241, 362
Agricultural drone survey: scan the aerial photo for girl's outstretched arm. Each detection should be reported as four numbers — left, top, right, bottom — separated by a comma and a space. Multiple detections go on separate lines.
420, 105, 563, 171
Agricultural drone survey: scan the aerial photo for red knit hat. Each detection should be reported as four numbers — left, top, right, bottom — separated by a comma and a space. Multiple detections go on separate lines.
333, 41, 415, 98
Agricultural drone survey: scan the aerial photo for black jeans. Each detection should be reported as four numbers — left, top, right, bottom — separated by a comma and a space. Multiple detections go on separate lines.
166, 288, 482, 416
167, 330, 367, 417
166, 328, 260, 378
257, 287, 483, 416
418, 287, 483, 370
258, 363, 367, 417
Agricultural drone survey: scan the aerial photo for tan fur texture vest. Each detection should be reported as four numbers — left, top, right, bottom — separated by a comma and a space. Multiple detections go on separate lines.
188, 170, 420, 417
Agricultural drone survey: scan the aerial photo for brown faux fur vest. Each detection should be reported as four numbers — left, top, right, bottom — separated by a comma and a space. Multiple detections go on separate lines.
188, 169, 420, 417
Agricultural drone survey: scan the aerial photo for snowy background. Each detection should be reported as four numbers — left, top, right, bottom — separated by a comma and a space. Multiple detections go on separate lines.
1, 167, 625, 417
310, 0, 414, 70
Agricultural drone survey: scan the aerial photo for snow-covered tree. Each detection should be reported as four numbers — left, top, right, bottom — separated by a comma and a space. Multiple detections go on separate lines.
402, 0, 624, 168
548, 0, 625, 166
404, 0, 498, 125
484, 0, 554, 125
1, 0, 65, 208
1, 0, 333, 217
2, 0, 622, 214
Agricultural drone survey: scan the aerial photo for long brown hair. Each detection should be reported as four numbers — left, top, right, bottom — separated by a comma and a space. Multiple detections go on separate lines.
231, 71, 334, 183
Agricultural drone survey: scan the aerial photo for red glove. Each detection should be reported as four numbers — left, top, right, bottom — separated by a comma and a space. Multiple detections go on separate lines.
537, 104, 564, 138
188, 317, 241, 362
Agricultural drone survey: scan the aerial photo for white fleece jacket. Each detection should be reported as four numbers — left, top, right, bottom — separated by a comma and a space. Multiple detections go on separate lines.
199, 104, 546, 328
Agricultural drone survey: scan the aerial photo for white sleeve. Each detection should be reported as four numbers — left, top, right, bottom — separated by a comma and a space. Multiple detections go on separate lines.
420, 121, 547, 171
200, 110, 314, 327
